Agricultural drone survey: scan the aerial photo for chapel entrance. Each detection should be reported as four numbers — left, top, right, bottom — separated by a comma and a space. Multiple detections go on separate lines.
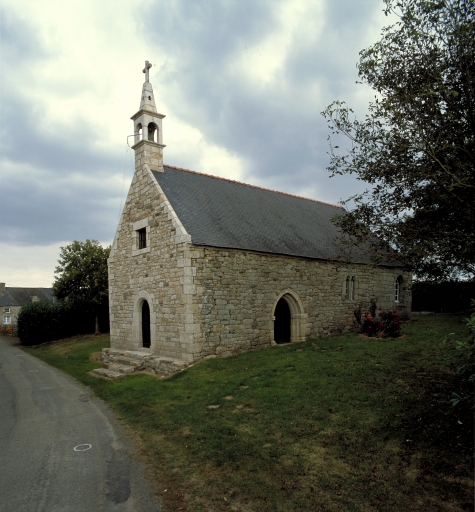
274, 297, 291, 344
142, 300, 151, 348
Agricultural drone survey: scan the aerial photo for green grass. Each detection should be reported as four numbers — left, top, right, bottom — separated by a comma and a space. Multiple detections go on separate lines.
23, 315, 474, 511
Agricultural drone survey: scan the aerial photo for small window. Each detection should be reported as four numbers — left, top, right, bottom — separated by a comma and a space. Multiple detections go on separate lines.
3, 316, 11, 324
395, 275, 403, 302
138, 228, 147, 249
132, 219, 150, 256
345, 275, 355, 300
4, 307, 10, 314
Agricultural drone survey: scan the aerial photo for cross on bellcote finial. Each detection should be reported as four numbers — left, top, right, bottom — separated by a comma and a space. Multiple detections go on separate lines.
142, 60, 152, 82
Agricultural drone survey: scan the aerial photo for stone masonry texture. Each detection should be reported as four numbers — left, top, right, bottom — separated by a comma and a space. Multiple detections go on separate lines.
108, 140, 411, 364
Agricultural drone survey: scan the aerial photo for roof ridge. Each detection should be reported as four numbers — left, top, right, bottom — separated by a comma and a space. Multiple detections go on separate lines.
163, 164, 343, 209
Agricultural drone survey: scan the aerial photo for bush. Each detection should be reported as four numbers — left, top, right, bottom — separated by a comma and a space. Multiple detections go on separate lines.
443, 299, 475, 407
412, 281, 475, 312
17, 300, 109, 345
18, 301, 69, 345
361, 309, 402, 338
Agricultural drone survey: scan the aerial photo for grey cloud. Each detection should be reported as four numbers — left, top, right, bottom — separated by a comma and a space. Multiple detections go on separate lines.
0, 0, 380, 250
0, 9, 50, 62
144, 0, 380, 203
1, 96, 119, 174
0, 93, 123, 245
1, 149, 120, 245
143, 0, 283, 67
0, 8, 127, 247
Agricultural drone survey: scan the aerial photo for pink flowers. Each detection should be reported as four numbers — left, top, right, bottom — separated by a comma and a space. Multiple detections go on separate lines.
361, 308, 402, 338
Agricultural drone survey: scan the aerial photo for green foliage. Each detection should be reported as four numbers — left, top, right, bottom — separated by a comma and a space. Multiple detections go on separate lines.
443, 299, 475, 406
19, 239, 112, 343
24, 315, 473, 511
52, 239, 110, 319
413, 280, 475, 312
53, 239, 110, 307
361, 308, 402, 337
17, 300, 70, 345
322, 0, 475, 280
17, 299, 105, 346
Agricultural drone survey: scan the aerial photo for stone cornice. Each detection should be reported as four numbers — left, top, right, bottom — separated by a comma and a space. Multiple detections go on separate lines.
130, 109, 166, 121
131, 139, 166, 151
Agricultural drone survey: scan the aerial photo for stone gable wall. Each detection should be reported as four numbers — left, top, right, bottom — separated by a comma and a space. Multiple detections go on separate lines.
109, 142, 411, 363
190, 247, 411, 358
108, 143, 199, 361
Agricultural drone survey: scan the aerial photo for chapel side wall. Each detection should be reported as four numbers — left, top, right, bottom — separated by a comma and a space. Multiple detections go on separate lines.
192, 247, 411, 358
108, 163, 196, 361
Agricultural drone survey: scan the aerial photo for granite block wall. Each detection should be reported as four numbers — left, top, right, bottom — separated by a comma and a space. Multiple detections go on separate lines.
108, 142, 411, 364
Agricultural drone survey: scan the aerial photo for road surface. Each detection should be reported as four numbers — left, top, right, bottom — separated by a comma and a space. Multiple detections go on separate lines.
0, 337, 162, 511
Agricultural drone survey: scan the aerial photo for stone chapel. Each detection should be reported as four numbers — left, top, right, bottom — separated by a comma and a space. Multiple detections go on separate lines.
104, 62, 411, 376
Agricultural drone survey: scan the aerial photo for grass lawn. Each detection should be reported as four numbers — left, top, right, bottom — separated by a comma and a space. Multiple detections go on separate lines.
22, 314, 473, 511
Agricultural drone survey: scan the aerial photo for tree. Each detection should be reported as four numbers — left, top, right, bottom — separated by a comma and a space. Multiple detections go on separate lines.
52, 240, 111, 333
322, 0, 475, 280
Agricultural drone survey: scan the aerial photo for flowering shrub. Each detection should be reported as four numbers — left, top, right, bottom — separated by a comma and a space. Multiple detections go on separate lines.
361, 309, 402, 338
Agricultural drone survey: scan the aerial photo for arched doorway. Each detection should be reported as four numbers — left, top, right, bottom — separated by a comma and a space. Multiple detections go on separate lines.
274, 297, 291, 344
142, 300, 151, 348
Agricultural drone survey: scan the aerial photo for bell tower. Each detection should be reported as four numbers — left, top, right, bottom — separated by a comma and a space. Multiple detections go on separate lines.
131, 60, 166, 172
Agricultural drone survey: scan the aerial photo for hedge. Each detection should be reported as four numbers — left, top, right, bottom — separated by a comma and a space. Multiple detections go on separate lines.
412, 281, 475, 312
17, 301, 109, 346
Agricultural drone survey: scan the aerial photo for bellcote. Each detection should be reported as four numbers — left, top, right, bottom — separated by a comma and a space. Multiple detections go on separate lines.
131, 60, 166, 150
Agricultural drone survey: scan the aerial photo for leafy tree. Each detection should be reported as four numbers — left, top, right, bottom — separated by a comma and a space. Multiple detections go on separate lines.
52, 240, 111, 333
322, 0, 475, 280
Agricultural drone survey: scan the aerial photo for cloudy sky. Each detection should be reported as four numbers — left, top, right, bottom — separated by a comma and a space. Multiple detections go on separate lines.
1, 0, 392, 287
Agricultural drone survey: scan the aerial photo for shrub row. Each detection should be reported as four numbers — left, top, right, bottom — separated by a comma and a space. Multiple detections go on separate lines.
17, 301, 109, 346
412, 281, 475, 312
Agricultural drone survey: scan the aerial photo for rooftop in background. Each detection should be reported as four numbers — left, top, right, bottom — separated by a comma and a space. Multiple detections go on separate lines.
152, 165, 401, 266
0, 283, 54, 307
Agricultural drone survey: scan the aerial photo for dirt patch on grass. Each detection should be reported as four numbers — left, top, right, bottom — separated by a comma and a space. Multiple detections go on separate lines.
89, 351, 103, 362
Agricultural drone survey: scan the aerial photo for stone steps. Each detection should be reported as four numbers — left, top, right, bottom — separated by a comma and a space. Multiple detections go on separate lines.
108, 363, 136, 374
94, 348, 190, 378
91, 367, 123, 379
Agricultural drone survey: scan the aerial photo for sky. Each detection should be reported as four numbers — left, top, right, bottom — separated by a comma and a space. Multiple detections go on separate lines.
0, 0, 393, 287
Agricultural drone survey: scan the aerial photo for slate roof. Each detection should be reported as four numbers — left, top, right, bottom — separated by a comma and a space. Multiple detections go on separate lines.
152, 165, 401, 266
0, 287, 54, 307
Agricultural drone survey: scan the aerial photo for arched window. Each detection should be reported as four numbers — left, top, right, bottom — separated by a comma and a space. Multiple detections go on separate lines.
148, 122, 157, 142
395, 275, 403, 303
345, 276, 355, 300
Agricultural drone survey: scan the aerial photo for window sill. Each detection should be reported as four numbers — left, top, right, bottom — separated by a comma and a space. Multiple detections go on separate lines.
132, 247, 151, 257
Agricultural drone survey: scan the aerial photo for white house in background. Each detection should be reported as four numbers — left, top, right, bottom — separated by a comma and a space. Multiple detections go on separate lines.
0, 283, 54, 328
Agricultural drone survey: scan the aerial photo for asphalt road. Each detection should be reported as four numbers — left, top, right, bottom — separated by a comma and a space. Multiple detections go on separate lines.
0, 337, 162, 512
